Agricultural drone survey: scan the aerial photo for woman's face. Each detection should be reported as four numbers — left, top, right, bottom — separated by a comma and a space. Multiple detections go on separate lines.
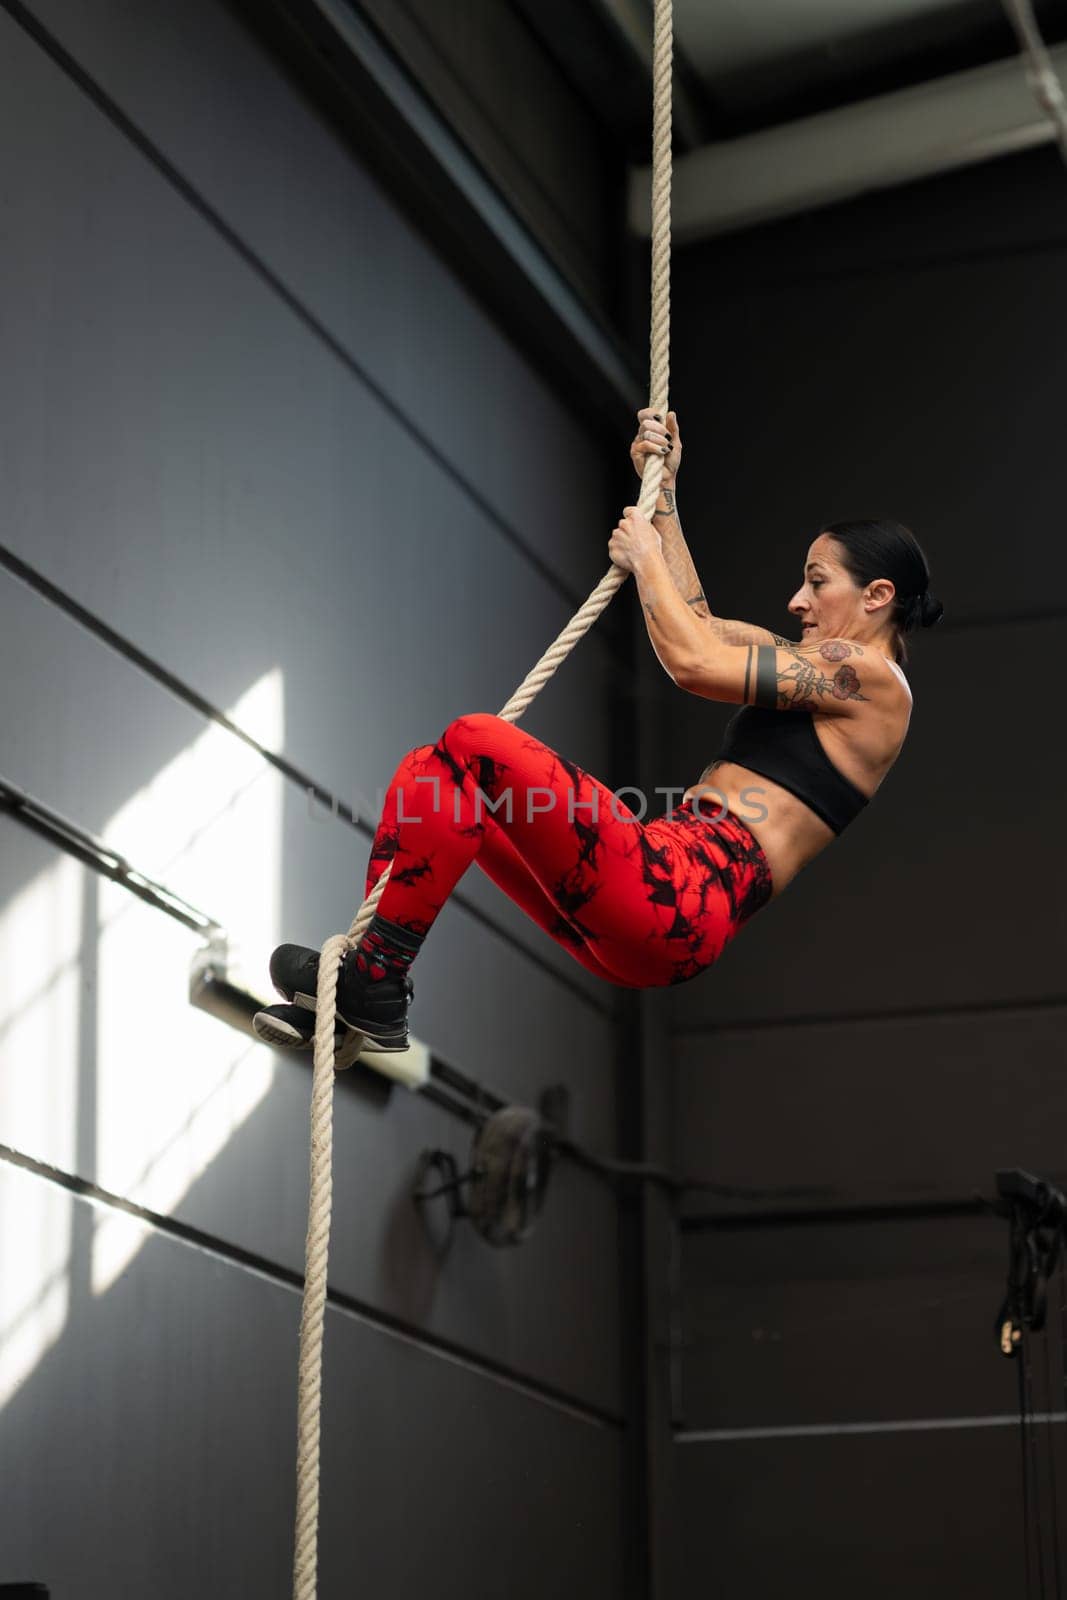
787, 534, 864, 643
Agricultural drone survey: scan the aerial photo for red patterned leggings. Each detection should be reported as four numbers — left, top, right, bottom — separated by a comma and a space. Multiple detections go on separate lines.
364, 713, 773, 989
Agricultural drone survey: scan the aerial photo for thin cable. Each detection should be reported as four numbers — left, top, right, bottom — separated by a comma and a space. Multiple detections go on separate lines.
1001, 0, 1067, 166
1027, 1329, 1049, 1599
1042, 1325, 1064, 1598
1020, 1340, 1037, 1600
1060, 1257, 1067, 1585
290, 4, 675, 1595
1052, 1244, 1067, 1600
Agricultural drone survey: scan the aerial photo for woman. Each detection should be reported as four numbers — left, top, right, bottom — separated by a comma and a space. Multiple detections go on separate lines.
254, 410, 941, 1053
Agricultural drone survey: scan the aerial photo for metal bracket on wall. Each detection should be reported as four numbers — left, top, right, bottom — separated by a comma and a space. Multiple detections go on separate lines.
993, 1166, 1067, 1355
413, 1103, 556, 1250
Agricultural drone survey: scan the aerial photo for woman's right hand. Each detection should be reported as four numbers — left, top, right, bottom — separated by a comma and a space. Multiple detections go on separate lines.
631, 408, 681, 488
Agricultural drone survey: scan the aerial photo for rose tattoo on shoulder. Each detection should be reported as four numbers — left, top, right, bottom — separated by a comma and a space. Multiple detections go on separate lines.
819, 640, 860, 662
832, 664, 863, 699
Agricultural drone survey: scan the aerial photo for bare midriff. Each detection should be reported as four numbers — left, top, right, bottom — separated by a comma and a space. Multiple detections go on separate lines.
678, 662, 910, 896
681, 760, 839, 899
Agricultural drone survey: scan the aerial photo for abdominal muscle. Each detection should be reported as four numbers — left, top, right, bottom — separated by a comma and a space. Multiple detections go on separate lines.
681, 761, 837, 899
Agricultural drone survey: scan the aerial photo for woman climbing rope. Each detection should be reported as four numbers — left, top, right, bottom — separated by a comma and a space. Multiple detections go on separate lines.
253, 409, 941, 1052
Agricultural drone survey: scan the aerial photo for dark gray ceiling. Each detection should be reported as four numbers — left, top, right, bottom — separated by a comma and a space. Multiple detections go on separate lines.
677, 0, 1067, 130
520, 0, 1067, 143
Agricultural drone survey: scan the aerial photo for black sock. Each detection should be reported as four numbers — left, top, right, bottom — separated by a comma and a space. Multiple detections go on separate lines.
353, 914, 425, 982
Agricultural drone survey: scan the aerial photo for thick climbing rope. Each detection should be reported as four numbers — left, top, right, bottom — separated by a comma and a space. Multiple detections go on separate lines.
291, 2, 673, 1593
1001, 0, 1067, 166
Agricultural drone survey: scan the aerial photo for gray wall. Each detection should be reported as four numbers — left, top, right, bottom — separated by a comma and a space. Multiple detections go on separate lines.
662, 147, 1067, 1596
0, 2, 640, 1593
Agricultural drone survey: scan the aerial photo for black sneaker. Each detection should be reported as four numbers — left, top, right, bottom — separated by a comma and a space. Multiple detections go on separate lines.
267, 942, 413, 1051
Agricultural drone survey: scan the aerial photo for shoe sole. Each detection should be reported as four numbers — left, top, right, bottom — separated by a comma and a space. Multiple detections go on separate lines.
253, 1011, 411, 1056
253, 1010, 319, 1049
281, 984, 409, 1051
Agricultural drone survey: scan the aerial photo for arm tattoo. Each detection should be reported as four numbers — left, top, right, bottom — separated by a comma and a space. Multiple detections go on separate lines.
706, 618, 798, 646
652, 492, 712, 620
746, 640, 869, 708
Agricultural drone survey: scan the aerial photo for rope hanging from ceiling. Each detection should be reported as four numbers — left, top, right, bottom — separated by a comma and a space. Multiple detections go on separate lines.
289, 2, 676, 1595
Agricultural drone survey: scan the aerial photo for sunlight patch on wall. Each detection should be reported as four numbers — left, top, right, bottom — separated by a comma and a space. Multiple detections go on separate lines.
0, 854, 84, 1405
92, 670, 283, 1296
0, 1165, 72, 1410
0, 854, 83, 1170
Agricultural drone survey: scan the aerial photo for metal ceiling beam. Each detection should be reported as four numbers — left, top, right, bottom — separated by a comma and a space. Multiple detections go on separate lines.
629, 41, 1067, 240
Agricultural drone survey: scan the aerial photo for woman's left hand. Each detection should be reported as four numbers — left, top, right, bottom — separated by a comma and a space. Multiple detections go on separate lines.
609, 506, 662, 574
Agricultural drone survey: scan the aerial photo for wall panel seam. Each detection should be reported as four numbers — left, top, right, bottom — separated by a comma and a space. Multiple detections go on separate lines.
672, 993, 1067, 1037
676, 1412, 1067, 1442
0, 1139, 624, 1430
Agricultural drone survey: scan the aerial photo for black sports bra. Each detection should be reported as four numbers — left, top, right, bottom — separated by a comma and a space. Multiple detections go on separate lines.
708, 705, 869, 835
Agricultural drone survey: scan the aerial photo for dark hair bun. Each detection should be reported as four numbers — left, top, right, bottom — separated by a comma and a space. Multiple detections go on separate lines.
904, 590, 943, 631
